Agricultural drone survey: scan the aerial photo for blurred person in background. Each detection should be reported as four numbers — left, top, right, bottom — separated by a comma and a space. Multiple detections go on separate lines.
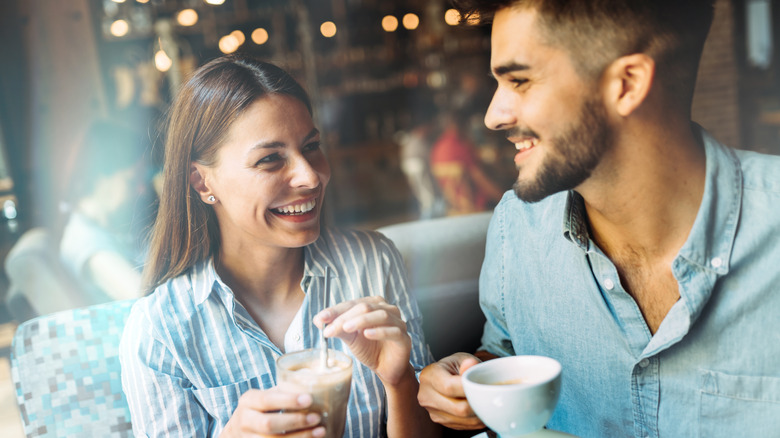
430, 108, 504, 215
58, 119, 158, 302
395, 109, 445, 219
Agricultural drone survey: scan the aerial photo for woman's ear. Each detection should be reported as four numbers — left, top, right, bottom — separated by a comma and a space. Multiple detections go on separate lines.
603, 53, 655, 117
189, 163, 212, 201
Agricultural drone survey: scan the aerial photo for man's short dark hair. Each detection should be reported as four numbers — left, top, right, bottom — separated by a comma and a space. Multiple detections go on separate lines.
452, 0, 716, 110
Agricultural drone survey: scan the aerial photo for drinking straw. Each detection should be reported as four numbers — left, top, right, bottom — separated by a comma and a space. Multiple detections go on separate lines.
320, 265, 330, 368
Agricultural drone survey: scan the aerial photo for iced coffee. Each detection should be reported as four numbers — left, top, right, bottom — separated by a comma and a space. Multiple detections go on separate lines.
276, 348, 353, 438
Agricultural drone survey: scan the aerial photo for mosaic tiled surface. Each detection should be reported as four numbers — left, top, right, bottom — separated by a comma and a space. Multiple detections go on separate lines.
10, 300, 136, 437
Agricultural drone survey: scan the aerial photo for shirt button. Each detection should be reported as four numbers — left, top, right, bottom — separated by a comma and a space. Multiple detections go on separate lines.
639, 358, 650, 368
710, 257, 723, 268
294, 334, 301, 341
603, 279, 615, 290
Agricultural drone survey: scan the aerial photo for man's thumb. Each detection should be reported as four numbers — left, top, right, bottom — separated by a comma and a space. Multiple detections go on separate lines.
458, 357, 481, 375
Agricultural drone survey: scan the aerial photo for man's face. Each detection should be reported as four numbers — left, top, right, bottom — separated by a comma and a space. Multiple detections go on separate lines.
485, 6, 613, 203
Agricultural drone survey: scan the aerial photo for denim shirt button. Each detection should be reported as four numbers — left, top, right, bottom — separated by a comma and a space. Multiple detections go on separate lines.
710, 257, 723, 268
639, 358, 650, 368
603, 279, 615, 290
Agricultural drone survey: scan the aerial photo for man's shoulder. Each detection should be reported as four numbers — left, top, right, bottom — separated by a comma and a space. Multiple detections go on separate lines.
734, 149, 780, 193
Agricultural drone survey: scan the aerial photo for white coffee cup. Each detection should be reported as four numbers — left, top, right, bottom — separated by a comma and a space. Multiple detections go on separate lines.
462, 355, 562, 437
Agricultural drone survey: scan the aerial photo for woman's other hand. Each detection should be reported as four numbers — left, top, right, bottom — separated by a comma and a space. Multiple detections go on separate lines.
220, 388, 325, 437
314, 296, 412, 386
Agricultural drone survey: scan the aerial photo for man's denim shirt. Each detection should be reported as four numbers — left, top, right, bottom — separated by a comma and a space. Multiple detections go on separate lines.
479, 127, 780, 437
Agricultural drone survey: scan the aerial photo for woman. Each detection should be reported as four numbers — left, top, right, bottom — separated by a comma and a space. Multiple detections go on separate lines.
119, 55, 438, 438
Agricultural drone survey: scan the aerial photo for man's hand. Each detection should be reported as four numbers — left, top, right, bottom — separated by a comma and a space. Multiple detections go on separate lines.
417, 352, 485, 430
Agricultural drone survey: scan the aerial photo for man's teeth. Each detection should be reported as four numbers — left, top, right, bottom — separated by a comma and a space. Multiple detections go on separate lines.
275, 200, 316, 215
515, 139, 537, 151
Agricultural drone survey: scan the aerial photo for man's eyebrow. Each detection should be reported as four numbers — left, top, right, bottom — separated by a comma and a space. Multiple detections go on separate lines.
492, 62, 531, 77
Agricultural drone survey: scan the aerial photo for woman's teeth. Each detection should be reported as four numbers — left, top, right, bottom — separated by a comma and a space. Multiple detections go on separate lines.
274, 200, 316, 215
515, 138, 538, 151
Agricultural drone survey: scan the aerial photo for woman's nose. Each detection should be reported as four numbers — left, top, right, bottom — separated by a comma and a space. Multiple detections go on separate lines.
484, 88, 516, 131
289, 155, 320, 188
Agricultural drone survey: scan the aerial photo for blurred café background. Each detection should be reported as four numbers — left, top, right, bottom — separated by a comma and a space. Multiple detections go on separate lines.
0, 0, 780, 435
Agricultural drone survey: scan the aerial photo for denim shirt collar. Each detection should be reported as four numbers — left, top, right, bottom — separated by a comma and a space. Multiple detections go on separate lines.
561, 125, 741, 277
676, 126, 741, 276
562, 191, 589, 250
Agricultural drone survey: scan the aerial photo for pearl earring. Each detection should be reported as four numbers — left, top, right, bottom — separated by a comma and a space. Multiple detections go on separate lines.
207, 195, 216, 203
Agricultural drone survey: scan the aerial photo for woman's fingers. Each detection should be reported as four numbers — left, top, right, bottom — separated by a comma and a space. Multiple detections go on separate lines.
314, 296, 387, 326
235, 389, 328, 436
237, 408, 322, 436
323, 305, 405, 339
239, 389, 312, 412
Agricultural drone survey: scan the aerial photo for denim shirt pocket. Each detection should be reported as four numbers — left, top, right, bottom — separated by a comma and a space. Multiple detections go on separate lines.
699, 369, 780, 437
191, 374, 274, 427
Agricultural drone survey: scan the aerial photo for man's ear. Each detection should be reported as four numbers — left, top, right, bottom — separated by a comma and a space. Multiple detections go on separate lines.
603, 53, 655, 117
189, 163, 211, 200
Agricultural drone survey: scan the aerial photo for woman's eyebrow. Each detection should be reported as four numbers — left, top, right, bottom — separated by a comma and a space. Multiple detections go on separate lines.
303, 128, 320, 143
247, 128, 320, 153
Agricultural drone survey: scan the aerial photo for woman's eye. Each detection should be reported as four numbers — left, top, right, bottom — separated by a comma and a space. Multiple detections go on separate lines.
256, 153, 282, 165
303, 141, 321, 153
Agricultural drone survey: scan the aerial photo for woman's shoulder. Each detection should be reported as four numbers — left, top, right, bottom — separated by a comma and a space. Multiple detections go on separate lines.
126, 269, 202, 333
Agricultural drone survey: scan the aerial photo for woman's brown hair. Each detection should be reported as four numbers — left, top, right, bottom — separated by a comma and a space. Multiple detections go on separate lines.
142, 55, 312, 292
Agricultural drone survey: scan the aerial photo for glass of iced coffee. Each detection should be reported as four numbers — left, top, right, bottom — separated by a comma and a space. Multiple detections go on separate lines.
276, 348, 353, 438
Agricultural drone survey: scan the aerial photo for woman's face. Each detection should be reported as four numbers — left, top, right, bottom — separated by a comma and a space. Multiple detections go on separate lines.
193, 94, 330, 251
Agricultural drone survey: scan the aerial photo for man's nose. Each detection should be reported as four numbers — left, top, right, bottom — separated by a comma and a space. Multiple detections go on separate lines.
484, 88, 516, 131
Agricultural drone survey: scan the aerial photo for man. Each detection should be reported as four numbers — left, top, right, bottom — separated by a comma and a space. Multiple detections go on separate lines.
417, 1, 780, 437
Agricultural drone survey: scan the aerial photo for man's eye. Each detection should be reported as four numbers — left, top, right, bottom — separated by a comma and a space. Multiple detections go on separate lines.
510, 78, 528, 88
303, 141, 321, 152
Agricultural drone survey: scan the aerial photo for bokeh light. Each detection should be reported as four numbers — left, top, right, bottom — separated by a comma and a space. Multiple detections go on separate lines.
444, 9, 460, 26
154, 50, 172, 72
219, 34, 240, 53
382, 15, 399, 32
110, 20, 129, 37
402, 13, 419, 30
177, 9, 198, 27
230, 30, 245, 45
251, 28, 269, 45
320, 21, 337, 38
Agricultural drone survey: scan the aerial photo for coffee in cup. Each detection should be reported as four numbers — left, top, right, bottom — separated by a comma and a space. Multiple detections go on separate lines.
462, 355, 564, 437
277, 348, 353, 438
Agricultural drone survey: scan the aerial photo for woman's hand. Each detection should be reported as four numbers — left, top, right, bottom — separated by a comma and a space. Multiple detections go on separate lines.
314, 296, 412, 386
220, 388, 325, 437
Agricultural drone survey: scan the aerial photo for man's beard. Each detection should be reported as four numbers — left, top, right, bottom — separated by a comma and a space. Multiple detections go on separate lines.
512, 97, 613, 203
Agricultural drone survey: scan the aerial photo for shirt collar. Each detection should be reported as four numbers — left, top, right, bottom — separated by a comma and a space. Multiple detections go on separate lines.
676, 124, 741, 275
192, 232, 341, 306
193, 257, 221, 305
561, 125, 741, 276
562, 190, 590, 250
303, 231, 340, 285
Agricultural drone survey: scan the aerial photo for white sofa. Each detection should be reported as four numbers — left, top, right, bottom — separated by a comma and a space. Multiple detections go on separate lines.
377, 211, 492, 360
